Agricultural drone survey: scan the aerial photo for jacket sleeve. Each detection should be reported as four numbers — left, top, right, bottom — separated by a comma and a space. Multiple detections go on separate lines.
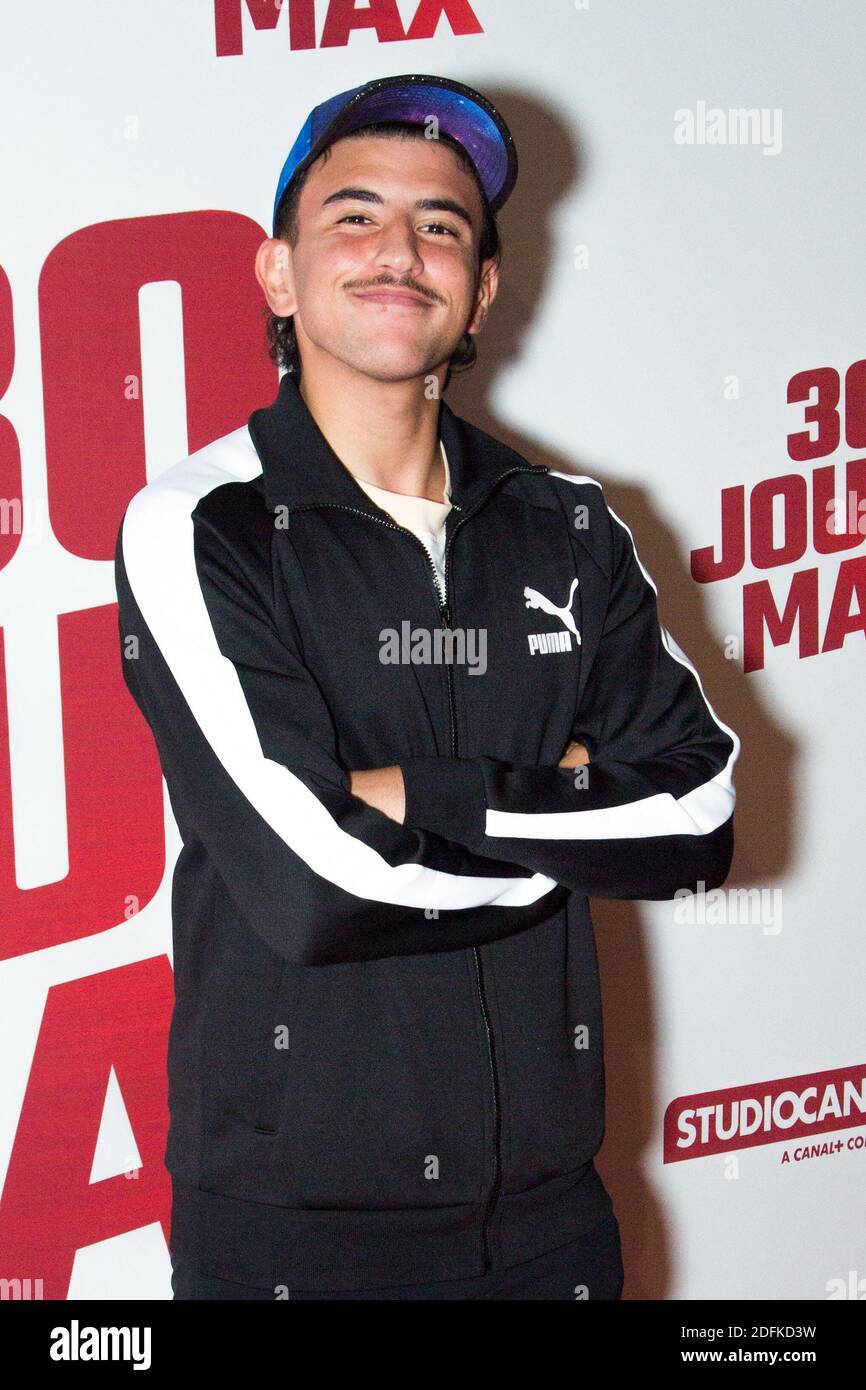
399, 494, 739, 901
115, 471, 567, 967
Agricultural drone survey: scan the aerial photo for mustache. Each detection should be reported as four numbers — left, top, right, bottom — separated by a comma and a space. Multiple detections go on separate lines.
346, 277, 443, 304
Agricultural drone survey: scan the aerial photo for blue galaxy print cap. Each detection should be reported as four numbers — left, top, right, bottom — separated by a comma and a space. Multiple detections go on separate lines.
272, 72, 518, 233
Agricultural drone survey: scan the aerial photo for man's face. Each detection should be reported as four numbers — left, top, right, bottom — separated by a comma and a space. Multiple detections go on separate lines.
274, 132, 498, 383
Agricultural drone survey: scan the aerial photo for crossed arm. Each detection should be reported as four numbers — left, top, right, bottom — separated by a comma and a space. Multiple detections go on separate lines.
349, 740, 591, 823
118, 458, 737, 970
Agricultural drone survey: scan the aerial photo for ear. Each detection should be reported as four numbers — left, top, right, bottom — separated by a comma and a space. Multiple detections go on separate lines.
465, 256, 500, 336
255, 237, 298, 317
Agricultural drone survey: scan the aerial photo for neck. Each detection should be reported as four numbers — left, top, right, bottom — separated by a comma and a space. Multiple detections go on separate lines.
296, 353, 448, 503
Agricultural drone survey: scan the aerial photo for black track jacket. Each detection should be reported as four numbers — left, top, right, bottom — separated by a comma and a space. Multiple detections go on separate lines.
114, 371, 739, 1292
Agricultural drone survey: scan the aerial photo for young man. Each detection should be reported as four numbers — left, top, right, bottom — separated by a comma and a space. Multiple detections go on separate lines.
115, 74, 739, 1300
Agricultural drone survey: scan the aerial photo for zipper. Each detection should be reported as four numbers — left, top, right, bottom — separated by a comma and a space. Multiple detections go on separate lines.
291, 461, 548, 1271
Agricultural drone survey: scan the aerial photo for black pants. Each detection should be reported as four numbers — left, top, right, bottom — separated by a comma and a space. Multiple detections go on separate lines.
171, 1211, 624, 1300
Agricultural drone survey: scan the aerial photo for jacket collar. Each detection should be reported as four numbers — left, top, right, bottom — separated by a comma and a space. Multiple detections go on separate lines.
247, 370, 547, 518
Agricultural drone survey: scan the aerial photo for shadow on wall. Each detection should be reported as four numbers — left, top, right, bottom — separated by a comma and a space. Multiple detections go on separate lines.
447, 80, 793, 1301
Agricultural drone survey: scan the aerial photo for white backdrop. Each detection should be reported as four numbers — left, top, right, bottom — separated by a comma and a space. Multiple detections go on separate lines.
0, 0, 863, 1300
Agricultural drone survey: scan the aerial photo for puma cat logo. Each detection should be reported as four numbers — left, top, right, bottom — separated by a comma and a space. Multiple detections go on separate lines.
524, 577, 581, 652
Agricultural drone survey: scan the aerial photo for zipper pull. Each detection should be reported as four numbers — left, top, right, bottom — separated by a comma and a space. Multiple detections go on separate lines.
439, 601, 452, 628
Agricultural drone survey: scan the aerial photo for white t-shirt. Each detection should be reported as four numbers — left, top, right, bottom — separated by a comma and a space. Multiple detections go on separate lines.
353, 442, 452, 603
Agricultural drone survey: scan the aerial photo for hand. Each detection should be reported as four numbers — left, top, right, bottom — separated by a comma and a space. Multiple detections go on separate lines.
348, 766, 406, 823
558, 740, 590, 768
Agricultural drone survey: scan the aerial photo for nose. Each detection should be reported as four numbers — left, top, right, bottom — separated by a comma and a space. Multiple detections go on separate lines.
373, 215, 425, 278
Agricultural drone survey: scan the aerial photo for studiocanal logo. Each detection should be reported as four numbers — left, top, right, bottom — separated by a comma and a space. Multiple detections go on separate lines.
663, 1062, 866, 1163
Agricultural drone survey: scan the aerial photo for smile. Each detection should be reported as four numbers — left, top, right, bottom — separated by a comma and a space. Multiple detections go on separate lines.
351, 290, 434, 309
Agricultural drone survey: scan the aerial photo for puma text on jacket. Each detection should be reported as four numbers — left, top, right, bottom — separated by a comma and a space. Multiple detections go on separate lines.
114, 371, 739, 1292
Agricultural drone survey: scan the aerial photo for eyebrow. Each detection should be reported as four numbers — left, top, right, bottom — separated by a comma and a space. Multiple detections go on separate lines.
320, 187, 475, 229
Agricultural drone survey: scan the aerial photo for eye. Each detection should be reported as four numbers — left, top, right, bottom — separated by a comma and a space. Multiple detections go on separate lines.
422, 223, 460, 238
336, 215, 459, 238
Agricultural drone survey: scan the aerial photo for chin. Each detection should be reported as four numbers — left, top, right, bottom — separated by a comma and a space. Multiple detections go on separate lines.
340, 345, 440, 383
